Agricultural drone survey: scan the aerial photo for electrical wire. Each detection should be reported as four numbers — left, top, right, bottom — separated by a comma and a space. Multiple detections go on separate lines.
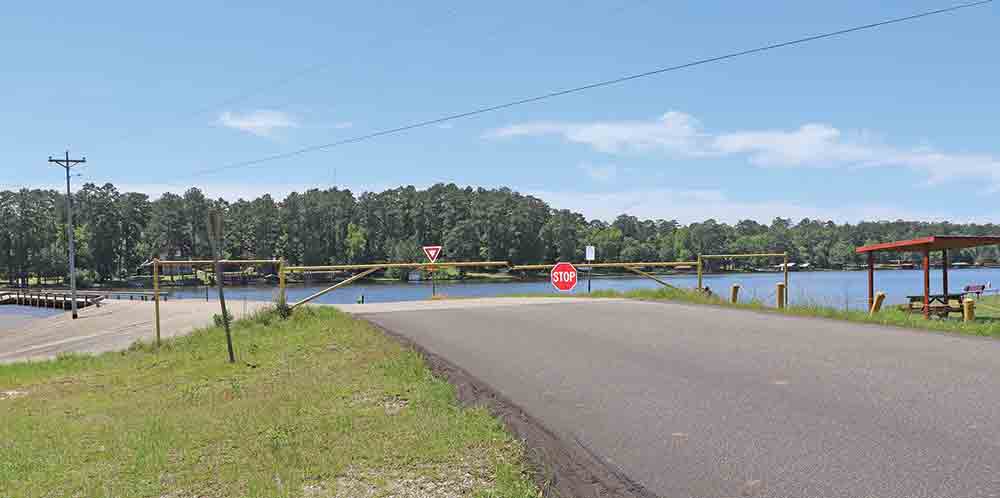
176, 0, 992, 180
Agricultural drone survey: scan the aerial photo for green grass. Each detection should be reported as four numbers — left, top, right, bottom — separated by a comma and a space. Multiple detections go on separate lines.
542, 286, 1000, 337
0, 308, 538, 498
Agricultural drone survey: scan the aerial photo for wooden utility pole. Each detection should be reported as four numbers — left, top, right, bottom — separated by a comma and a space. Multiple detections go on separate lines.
206, 209, 235, 363
48, 151, 86, 319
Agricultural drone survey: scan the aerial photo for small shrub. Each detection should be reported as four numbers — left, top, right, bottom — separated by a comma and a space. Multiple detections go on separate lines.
213, 309, 233, 328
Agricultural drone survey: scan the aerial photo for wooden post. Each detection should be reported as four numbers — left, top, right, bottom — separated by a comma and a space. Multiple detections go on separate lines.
153, 259, 161, 347
870, 292, 886, 314
696, 255, 703, 290
730, 284, 740, 304
783, 252, 789, 305
278, 259, 287, 306
867, 252, 875, 311
942, 248, 949, 298
922, 249, 930, 320
776, 282, 786, 310
963, 298, 975, 322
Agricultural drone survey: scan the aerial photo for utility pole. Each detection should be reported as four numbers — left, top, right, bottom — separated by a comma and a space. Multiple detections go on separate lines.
48, 151, 86, 319
207, 209, 236, 363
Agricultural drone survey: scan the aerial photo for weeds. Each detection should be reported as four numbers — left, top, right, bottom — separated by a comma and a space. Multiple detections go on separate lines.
0, 307, 538, 497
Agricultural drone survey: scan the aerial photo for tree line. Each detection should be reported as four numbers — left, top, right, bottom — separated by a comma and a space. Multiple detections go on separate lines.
1, 183, 997, 284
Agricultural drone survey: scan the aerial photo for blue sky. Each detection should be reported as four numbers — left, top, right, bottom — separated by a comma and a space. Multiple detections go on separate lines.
2, 1, 998, 223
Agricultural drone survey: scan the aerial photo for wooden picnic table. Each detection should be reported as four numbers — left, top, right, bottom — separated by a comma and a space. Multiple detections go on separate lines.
904, 293, 965, 316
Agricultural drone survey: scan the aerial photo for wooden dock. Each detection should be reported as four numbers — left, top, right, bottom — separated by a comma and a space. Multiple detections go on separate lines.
0, 289, 171, 310
0, 289, 102, 310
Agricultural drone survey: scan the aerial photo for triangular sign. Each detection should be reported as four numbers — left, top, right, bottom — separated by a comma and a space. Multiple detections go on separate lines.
422, 245, 442, 263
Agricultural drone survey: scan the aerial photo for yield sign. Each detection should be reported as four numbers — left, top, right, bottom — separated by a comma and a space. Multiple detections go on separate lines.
422, 245, 442, 263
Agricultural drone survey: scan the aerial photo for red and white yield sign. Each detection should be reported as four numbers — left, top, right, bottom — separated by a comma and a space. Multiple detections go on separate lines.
422, 245, 442, 263
550, 262, 578, 292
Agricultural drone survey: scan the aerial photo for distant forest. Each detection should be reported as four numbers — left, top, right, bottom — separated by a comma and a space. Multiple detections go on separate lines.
2, 183, 998, 284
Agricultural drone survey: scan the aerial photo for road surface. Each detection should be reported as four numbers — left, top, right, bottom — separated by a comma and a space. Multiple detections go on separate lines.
0, 299, 267, 363
346, 297, 1000, 498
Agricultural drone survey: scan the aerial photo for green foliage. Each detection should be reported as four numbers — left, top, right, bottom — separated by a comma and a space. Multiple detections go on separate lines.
212, 309, 233, 328
2, 183, 999, 286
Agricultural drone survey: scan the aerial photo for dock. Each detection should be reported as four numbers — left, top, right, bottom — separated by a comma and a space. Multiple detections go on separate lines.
0, 289, 171, 310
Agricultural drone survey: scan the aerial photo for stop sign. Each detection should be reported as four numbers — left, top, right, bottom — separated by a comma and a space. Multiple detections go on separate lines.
550, 262, 578, 292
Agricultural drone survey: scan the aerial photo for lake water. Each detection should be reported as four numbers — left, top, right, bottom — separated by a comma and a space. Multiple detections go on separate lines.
0, 306, 62, 332
167, 268, 1000, 311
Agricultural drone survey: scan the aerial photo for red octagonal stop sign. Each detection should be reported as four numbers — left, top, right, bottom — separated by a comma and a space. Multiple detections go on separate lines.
550, 262, 578, 292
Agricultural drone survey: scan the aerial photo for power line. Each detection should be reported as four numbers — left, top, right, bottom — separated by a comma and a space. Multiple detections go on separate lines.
99, 1, 652, 167
175, 0, 991, 180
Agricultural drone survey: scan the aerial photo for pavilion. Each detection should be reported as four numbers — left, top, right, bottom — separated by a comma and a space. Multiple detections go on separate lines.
855, 236, 1000, 319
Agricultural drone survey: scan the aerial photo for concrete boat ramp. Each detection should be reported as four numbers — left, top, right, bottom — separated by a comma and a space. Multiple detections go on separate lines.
0, 299, 267, 363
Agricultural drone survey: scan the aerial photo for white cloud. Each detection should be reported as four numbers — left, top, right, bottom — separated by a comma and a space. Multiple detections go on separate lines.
528, 188, 989, 225
487, 111, 706, 155
218, 110, 297, 137
488, 112, 1000, 189
578, 163, 618, 182
333, 121, 354, 129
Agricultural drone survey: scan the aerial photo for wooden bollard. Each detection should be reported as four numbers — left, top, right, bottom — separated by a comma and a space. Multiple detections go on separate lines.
776, 282, 786, 310
963, 298, 975, 322
870, 292, 886, 314
730, 284, 741, 304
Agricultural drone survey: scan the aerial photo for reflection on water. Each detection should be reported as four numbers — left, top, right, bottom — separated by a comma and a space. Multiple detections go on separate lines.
167, 268, 1000, 311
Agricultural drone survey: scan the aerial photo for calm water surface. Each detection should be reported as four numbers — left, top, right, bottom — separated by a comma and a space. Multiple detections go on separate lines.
0, 306, 62, 332
168, 268, 1000, 310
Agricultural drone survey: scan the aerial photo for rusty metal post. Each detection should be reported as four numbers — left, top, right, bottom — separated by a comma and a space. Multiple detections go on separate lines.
730, 284, 740, 304
776, 282, 786, 310
867, 252, 875, 310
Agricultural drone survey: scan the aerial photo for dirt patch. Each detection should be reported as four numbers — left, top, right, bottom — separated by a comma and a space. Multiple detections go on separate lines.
367, 321, 658, 498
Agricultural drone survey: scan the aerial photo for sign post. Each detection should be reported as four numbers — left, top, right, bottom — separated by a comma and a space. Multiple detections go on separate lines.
550, 262, 578, 293
422, 245, 443, 297
585, 245, 596, 293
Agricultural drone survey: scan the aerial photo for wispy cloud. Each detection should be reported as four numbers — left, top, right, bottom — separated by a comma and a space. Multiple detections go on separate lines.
333, 121, 354, 129
487, 111, 705, 155
489, 112, 1000, 190
218, 110, 297, 137
528, 188, 985, 225
578, 163, 618, 182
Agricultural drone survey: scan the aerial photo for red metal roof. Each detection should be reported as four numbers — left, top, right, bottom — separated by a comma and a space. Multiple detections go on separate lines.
855, 235, 1000, 254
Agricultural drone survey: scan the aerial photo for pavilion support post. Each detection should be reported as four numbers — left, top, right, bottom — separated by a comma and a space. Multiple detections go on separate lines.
942, 249, 949, 298
867, 252, 875, 310
922, 249, 930, 320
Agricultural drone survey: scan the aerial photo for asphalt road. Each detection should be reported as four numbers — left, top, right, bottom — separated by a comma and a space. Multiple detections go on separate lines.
352, 298, 1000, 498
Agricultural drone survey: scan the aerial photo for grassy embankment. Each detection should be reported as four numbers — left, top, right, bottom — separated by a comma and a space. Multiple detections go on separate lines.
577, 287, 1000, 337
0, 307, 538, 498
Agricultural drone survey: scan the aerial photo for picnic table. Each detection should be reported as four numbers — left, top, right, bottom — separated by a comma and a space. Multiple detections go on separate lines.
904, 293, 965, 316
